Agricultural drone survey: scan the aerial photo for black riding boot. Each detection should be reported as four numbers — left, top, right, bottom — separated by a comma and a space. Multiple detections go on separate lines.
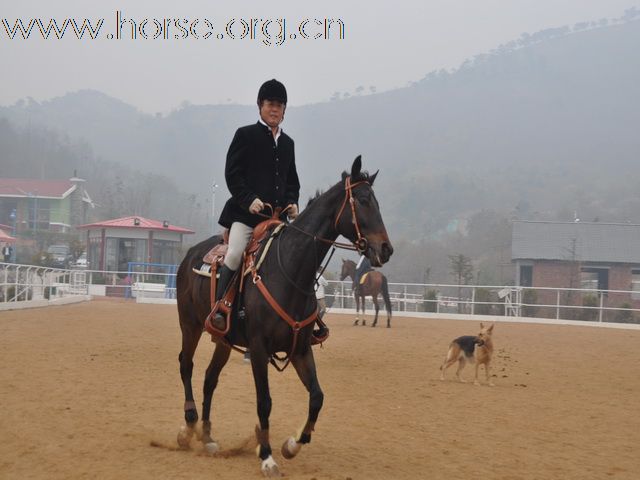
212, 265, 235, 330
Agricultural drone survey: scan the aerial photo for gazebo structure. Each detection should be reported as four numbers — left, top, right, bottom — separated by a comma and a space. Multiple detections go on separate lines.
76, 216, 194, 271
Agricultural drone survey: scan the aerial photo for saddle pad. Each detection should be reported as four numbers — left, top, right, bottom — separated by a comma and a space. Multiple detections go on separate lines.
193, 264, 213, 278
359, 272, 370, 285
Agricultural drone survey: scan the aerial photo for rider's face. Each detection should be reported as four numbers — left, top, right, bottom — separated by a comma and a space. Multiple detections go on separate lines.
259, 100, 285, 128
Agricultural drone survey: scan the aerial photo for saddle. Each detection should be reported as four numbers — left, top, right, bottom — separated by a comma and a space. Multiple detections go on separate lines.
194, 215, 329, 350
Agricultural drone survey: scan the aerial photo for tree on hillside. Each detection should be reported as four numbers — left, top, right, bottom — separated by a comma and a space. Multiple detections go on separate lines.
449, 253, 474, 313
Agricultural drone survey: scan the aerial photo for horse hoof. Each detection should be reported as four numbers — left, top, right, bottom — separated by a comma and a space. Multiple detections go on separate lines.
204, 441, 220, 454
261, 455, 281, 477
281, 436, 302, 459
177, 425, 194, 448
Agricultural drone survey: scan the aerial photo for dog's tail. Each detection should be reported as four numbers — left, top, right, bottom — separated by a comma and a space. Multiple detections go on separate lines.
439, 344, 453, 370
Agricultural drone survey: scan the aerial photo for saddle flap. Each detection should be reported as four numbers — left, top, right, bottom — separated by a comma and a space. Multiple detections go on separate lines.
203, 243, 228, 266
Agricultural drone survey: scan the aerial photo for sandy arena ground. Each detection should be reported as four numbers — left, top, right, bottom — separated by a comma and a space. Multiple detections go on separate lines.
1, 298, 639, 480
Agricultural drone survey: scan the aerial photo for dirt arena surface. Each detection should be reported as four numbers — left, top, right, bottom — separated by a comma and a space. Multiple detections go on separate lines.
1, 298, 638, 480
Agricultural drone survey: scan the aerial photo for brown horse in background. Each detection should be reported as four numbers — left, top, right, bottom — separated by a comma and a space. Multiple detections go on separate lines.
340, 258, 392, 327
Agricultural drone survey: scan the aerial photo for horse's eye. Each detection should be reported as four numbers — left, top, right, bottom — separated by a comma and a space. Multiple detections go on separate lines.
358, 197, 370, 207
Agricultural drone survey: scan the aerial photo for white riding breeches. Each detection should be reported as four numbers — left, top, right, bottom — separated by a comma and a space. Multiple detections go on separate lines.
224, 222, 253, 271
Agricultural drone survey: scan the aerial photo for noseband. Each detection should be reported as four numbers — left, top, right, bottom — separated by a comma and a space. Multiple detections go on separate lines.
334, 177, 370, 254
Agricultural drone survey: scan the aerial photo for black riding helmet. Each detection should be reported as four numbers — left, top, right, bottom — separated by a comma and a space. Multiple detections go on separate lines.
257, 79, 287, 105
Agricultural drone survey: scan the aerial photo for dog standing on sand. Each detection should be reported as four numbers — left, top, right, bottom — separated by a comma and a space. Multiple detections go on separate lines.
440, 323, 495, 386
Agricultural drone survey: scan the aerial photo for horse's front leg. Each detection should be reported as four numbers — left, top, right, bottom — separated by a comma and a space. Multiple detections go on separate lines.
177, 320, 200, 448
360, 295, 367, 326
281, 346, 324, 460
353, 292, 360, 326
200, 342, 231, 453
250, 343, 279, 477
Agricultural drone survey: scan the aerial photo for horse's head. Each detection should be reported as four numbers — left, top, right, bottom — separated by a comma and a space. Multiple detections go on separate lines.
334, 156, 393, 267
339, 259, 353, 281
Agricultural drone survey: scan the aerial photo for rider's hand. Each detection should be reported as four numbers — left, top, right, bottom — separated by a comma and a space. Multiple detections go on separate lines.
249, 198, 264, 214
287, 204, 299, 220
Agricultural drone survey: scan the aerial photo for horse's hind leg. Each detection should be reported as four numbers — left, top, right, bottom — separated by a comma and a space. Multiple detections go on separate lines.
177, 320, 201, 448
371, 296, 379, 327
360, 295, 367, 326
200, 342, 232, 453
282, 347, 324, 461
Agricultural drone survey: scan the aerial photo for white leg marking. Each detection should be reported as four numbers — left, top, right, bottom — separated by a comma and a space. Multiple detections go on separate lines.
261, 455, 281, 477
204, 441, 219, 454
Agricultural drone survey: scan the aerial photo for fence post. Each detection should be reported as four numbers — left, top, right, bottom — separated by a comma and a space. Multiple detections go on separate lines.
556, 290, 560, 320
598, 291, 604, 322
403, 285, 407, 313
471, 287, 475, 315
341, 281, 344, 308
14, 266, 20, 302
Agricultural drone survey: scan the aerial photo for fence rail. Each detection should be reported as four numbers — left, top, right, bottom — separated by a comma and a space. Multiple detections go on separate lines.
2, 262, 640, 324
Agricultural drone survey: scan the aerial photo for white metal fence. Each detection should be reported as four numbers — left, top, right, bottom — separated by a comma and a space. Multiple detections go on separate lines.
0, 262, 90, 304
2, 261, 640, 324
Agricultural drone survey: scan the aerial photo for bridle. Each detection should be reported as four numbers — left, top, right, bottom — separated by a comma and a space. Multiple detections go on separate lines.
333, 176, 370, 255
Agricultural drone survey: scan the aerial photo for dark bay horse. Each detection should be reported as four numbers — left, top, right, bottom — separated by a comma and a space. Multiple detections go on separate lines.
340, 258, 392, 327
176, 156, 392, 476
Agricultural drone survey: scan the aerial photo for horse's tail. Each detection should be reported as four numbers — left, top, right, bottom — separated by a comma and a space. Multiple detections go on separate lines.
381, 275, 392, 317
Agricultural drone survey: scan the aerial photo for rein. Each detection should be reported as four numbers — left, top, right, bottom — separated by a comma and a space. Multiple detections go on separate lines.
258, 176, 370, 254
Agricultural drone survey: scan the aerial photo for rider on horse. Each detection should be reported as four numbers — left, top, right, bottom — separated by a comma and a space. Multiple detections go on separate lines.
354, 253, 372, 294
212, 79, 300, 329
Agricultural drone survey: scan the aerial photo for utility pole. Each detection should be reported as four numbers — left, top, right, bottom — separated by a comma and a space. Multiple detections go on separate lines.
212, 182, 219, 234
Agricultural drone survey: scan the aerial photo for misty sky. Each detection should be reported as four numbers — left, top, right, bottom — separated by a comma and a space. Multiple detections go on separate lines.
0, 0, 637, 113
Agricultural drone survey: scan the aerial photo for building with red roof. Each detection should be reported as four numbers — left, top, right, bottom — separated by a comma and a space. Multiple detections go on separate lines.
0, 228, 16, 244
76, 216, 194, 271
0, 177, 93, 234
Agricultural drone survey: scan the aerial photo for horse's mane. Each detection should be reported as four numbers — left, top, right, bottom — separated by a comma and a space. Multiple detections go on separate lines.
305, 189, 323, 208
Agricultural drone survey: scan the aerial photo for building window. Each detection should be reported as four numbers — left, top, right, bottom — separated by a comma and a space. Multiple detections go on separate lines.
519, 265, 533, 287
581, 267, 609, 291
27, 199, 50, 230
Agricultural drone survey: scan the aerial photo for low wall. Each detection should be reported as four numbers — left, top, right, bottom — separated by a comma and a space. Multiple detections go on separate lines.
125, 301, 640, 331
0, 295, 92, 312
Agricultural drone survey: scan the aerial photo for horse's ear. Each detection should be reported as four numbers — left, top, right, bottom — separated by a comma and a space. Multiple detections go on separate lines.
342, 258, 346, 263
350, 155, 362, 178
370, 170, 379, 185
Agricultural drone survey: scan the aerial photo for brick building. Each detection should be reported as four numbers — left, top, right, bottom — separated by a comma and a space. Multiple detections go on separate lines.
512, 221, 640, 309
